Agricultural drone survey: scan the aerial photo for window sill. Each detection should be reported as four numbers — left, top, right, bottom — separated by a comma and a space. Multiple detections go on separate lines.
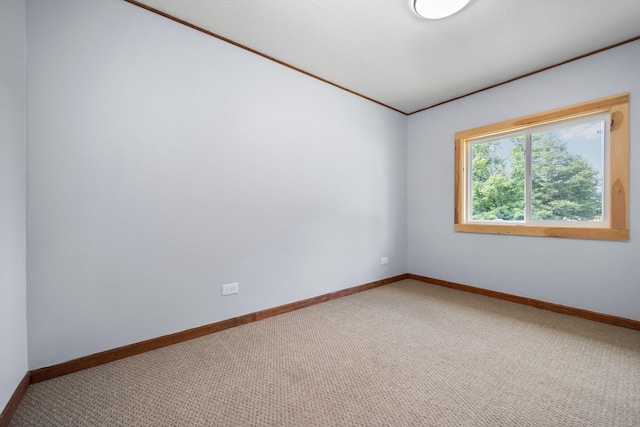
454, 223, 628, 241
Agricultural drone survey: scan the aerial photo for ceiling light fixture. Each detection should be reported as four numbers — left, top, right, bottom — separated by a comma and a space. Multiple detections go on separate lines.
414, 0, 472, 19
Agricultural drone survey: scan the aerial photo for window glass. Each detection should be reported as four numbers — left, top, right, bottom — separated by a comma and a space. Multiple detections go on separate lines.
530, 119, 604, 222
470, 135, 524, 221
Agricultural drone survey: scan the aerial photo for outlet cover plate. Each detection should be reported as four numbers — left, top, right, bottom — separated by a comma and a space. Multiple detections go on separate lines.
221, 282, 239, 296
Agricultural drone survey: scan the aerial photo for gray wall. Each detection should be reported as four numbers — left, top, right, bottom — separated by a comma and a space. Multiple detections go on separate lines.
0, 0, 28, 410
408, 40, 640, 321
26, 0, 408, 369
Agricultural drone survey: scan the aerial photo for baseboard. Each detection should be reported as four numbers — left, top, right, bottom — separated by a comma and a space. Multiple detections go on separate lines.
29, 274, 409, 384
408, 274, 640, 331
0, 372, 30, 427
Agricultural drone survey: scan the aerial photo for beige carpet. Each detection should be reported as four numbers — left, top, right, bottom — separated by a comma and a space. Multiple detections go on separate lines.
10, 279, 640, 426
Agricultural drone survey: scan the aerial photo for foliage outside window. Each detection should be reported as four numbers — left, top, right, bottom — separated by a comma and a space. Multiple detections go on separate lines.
454, 94, 629, 241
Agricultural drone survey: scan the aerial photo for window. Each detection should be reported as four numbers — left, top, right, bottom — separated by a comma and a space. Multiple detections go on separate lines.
454, 94, 629, 240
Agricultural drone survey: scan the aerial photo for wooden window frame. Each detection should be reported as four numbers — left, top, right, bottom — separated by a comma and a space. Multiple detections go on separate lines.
454, 93, 629, 241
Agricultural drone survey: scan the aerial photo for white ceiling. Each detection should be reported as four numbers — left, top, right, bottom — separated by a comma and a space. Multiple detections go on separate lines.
129, 0, 640, 114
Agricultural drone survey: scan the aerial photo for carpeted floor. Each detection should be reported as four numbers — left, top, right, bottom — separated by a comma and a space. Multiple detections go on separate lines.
10, 279, 640, 426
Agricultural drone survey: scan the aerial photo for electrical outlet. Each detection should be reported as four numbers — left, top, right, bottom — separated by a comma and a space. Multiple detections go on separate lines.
221, 282, 239, 296
381, 257, 389, 265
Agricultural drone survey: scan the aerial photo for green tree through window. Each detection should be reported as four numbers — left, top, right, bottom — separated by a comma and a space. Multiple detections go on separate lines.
531, 133, 602, 221
471, 137, 524, 220
470, 122, 603, 223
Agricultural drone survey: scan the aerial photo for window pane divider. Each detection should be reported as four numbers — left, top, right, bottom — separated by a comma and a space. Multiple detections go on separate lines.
524, 132, 532, 223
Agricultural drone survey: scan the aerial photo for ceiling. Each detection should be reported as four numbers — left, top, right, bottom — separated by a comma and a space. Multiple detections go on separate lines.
128, 0, 640, 114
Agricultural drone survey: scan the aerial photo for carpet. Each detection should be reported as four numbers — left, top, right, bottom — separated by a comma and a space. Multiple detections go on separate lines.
10, 279, 640, 426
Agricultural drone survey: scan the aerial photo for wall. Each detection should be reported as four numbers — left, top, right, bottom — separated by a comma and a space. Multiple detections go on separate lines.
0, 0, 28, 410
26, 0, 407, 369
408, 40, 640, 321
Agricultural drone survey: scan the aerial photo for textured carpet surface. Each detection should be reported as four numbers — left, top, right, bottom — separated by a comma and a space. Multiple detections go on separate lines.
10, 279, 640, 426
